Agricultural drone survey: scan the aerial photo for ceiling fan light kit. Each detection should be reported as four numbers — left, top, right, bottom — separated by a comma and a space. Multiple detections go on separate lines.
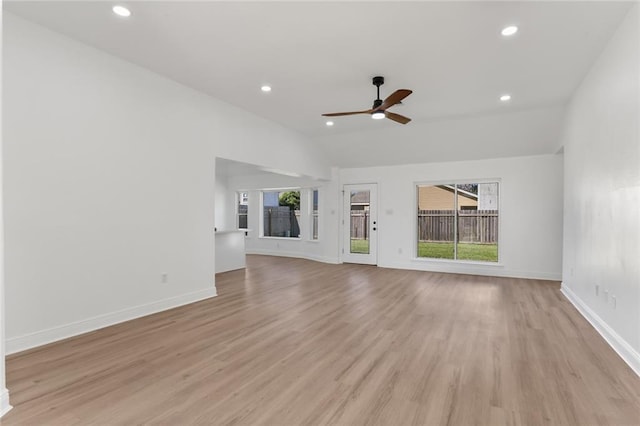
322, 76, 412, 124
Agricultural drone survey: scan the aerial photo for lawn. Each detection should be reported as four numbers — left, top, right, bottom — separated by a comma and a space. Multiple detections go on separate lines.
350, 239, 497, 262
350, 238, 370, 254
418, 241, 498, 262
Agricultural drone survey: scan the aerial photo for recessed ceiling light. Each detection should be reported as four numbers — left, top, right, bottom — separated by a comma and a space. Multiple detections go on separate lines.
501, 26, 518, 36
112, 5, 131, 17
500, 94, 512, 101
261, 85, 272, 92
326, 121, 334, 127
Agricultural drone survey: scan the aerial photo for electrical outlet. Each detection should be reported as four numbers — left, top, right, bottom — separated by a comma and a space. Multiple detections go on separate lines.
604, 289, 609, 302
161, 273, 168, 284
595, 284, 599, 296
612, 295, 616, 308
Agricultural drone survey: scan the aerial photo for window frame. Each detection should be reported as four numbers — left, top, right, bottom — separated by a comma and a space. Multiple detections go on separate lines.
260, 188, 303, 239
412, 178, 503, 265
310, 188, 320, 241
236, 191, 249, 230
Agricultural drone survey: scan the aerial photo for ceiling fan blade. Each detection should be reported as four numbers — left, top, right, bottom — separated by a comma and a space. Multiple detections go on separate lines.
385, 111, 411, 124
322, 110, 372, 117
376, 89, 412, 111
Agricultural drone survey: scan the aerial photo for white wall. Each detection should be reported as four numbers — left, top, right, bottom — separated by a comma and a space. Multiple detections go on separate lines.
2, 14, 330, 354
214, 171, 233, 231
0, 4, 13, 417
340, 155, 564, 279
560, 6, 640, 375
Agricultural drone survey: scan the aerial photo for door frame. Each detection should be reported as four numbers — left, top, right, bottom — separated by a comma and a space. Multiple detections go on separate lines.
342, 183, 378, 265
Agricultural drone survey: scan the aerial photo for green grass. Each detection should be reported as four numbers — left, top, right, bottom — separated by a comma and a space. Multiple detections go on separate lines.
417, 241, 454, 259
351, 239, 497, 262
418, 242, 498, 262
350, 239, 370, 254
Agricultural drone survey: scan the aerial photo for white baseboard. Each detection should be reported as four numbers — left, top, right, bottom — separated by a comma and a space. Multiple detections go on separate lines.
561, 283, 640, 377
246, 249, 340, 265
6, 287, 217, 355
379, 260, 562, 281
0, 388, 11, 418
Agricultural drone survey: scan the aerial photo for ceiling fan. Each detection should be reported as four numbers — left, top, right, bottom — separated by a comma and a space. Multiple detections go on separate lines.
322, 76, 412, 124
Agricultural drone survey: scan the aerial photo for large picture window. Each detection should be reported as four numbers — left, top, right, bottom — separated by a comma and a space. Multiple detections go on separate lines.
417, 182, 499, 262
263, 190, 301, 238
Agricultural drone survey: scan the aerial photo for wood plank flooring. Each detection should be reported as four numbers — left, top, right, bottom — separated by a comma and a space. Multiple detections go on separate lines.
3, 255, 640, 425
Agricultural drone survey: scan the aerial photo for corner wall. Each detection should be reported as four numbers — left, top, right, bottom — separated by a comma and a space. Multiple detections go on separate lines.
2, 14, 329, 354
560, 5, 640, 375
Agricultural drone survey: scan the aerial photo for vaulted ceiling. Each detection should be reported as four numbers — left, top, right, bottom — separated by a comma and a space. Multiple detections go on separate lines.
5, 1, 633, 167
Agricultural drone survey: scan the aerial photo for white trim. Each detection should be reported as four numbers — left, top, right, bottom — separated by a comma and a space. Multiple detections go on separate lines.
310, 188, 320, 242
6, 287, 217, 355
246, 249, 340, 265
0, 389, 11, 418
259, 236, 302, 241
411, 257, 504, 267
561, 284, 640, 377
380, 260, 561, 280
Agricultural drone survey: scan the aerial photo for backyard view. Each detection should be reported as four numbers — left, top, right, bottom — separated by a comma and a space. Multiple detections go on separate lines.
348, 183, 499, 261
416, 183, 499, 262
263, 190, 301, 238
349, 190, 370, 254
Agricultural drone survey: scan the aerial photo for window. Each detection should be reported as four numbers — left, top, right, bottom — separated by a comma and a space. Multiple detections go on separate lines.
311, 189, 319, 240
262, 190, 301, 238
237, 192, 248, 229
417, 182, 499, 262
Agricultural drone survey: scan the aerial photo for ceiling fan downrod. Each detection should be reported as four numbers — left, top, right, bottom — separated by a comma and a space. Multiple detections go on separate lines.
373, 76, 384, 98
372, 76, 384, 109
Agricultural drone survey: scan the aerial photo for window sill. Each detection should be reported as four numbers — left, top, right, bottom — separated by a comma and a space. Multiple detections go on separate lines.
259, 236, 302, 240
411, 257, 504, 267
306, 239, 320, 243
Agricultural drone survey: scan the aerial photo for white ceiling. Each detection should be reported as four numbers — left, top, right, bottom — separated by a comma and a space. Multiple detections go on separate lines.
4, 1, 633, 166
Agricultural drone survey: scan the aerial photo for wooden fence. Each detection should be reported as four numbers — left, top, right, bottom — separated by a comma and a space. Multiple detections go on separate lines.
264, 207, 300, 237
418, 210, 498, 243
350, 211, 369, 240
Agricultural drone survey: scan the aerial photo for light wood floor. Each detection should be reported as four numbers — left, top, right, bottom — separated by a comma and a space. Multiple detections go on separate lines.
3, 255, 640, 425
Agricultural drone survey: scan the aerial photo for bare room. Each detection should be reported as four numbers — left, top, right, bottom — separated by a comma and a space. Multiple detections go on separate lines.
1, 1, 638, 424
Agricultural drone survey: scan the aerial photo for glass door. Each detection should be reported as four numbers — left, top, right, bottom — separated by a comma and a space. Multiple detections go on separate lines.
342, 184, 377, 265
